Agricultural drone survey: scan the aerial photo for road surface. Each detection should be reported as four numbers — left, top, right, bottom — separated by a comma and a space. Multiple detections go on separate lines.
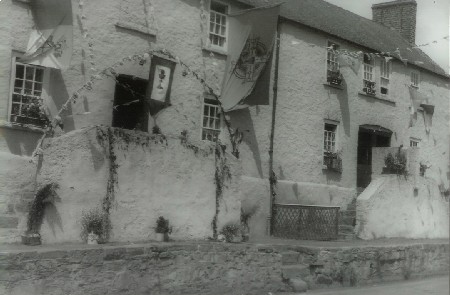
307, 276, 449, 295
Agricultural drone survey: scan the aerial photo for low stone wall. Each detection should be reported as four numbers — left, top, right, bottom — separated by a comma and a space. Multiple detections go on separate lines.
27, 126, 241, 244
0, 241, 448, 294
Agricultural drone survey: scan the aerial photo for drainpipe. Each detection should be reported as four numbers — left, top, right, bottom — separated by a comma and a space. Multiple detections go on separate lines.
268, 18, 281, 236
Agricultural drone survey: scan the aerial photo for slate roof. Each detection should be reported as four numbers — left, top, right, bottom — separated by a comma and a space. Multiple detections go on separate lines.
237, 0, 447, 77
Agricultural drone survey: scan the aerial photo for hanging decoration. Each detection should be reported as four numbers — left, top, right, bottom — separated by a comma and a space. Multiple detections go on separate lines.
146, 56, 176, 116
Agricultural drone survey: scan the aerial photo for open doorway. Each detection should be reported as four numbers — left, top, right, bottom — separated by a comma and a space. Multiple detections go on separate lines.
357, 125, 392, 189
112, 74, 148, 131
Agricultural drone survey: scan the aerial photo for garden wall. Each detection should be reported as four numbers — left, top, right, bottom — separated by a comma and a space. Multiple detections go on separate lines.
356, 175, 449, 239
27, 126, 241, 244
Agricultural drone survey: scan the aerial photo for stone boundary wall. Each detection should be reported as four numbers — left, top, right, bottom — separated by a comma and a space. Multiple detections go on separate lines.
0, 241, 448, 295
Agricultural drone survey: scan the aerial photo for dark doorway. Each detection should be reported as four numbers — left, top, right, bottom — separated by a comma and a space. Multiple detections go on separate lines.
112, 75, 148, 131
357, 125, 392, 189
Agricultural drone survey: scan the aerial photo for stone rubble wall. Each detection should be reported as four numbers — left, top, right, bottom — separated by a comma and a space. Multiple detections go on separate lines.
0, 241, 448, 295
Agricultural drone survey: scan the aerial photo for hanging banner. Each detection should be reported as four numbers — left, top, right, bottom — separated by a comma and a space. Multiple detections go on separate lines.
146, 55, 176, 116
220, 4, 280, 112
22, 0, 73, 70
337, 52, 362, 75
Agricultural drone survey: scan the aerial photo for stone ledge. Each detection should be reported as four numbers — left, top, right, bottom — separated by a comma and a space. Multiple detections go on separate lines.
323, 83, 344, 90
0, 121, 45, 134
115, 22, 157, 37
358, 91, 396, 104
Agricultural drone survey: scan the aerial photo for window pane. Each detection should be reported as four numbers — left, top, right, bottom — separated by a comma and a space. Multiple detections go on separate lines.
24, 81, 33, 94
14, 79, 23, 89
35, 68, 44, 82
25, 66, 35, 80
11, 103, 20, 115
34, 82, 42, 92
16, 64, 24, 79
12, 94, 21, 103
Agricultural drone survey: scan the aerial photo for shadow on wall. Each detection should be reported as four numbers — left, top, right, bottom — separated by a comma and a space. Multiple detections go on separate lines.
228, 108, 264, 178
48, 70, 75, 132
0, 128, 43, 156
337, 78, 350, 137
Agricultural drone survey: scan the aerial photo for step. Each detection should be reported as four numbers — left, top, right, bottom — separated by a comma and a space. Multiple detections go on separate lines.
339, 215, 356, 226
338, 224, 355, 234
0, 214, 19, 229
281, 264, 310, 280
338, 233, 357, 240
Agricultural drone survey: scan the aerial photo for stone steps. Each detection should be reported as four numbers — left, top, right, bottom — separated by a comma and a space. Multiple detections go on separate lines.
280, 251, 310, 292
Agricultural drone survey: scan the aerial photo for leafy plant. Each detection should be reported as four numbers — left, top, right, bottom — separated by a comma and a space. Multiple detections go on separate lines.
384, 147, 408, 177
26, 183, 59, 234
220, 222, 242, 242
155, 216, 171, 234
80, 207, 107, 243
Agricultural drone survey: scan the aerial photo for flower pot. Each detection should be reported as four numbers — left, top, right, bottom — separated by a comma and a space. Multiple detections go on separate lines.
156, 232, 168, 242
21, 234, 41, 246
87, 232, 99, 245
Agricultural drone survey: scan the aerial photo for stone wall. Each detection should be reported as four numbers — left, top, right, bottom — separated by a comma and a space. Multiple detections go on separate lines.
25, 126, 241, 244
0, 241, 448, 294
356, 175, 449, 239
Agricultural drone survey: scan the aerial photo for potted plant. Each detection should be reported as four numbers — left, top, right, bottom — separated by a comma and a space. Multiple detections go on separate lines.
327, 70, 343, 86
155, 216, 171, 242
363, 80, 376, 95
22, 183, 59, 246
383, 147, 408, 177
220, 222, 242, 243
324, 150, 343, 173
80, 207, 107, 244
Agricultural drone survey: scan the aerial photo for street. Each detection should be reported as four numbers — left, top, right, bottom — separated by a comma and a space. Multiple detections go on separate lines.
307, 276, 449, 295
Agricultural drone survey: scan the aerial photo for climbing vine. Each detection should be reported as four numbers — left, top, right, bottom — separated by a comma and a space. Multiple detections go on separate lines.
212, 141, 232, 239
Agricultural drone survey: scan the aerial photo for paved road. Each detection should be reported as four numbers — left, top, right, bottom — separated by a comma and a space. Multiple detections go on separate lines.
307, 276, 449, 295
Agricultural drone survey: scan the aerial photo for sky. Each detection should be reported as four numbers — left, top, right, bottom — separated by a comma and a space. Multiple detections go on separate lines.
324, 0, 449, 73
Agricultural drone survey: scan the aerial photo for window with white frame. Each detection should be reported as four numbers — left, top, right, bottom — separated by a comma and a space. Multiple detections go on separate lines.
209, 1, 228, 49
362, 54, 376, 95
410, 138, 420, 147
380, 59, 390, 95
323, 122, 338, 160
202, 97, 221, 141
410, 70, 420, 88
10, 60, 48, 127
327, 41, 339, 76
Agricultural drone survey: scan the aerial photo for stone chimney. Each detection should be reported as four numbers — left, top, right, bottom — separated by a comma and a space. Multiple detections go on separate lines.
372, 0, 417, 44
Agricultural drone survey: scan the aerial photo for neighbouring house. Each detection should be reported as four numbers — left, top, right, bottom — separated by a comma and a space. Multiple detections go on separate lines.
0, 0, 448, 244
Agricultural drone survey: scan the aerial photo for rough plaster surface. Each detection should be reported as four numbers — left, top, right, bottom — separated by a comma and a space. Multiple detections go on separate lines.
32, 126, 241, 244
356, 175, 449, 240
0, 241, 448, 294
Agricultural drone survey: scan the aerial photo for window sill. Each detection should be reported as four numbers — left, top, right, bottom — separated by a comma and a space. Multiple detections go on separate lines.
0, 121, 45, 134
323, 83, 344, 90
202, 46, 227, 57
115, 22, 157, 37
358, 91, 396, 104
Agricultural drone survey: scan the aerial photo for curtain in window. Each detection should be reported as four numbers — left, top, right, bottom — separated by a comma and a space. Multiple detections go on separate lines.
22, 0, 73, 70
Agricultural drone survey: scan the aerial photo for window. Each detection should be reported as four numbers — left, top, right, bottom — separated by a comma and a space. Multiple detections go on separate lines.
9, 60, 48, 127
323, 122, 337, 157
327, 42, 339, 75
209, 1, 228, 49
411, 70, 420, 88
410, 138, 420, 147
202, 97, 221, 141
362, 54, 376, 95
380, 59, 390, 95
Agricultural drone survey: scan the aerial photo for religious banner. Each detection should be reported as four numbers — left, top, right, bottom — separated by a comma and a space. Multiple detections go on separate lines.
146, 55, 176, 116
22, 0, 73, 70
220, 4, 280, 112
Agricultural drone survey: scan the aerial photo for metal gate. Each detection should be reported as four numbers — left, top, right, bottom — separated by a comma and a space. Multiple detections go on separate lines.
272, 203, 339, 240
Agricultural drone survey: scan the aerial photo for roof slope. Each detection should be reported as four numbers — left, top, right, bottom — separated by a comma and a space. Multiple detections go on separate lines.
237, 0, 447, 77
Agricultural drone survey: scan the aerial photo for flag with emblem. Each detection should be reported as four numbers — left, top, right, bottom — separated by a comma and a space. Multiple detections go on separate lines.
22, 0, 73, 70
220, 4, 280, 112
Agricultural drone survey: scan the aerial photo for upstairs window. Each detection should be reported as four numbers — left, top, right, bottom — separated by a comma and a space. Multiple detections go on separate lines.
380, 59, 390, 95
326, 42, 343, 86
10, 60, 48, 127
410, 70, 420, 88
202, 97, 221, 141
209, 1, 228, 49
327, 42, 339, 75
362, 54, 376, 95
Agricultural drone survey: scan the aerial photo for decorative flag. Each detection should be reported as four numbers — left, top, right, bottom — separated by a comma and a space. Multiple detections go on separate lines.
220, 4, 281, 112
22, 0, 73, 70
146, 55, 176, 116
